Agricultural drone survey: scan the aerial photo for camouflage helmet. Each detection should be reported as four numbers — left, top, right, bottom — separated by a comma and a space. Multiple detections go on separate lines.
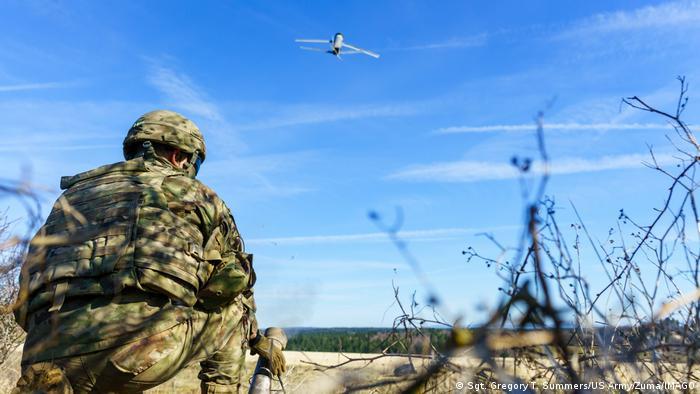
123, 110, 206, 161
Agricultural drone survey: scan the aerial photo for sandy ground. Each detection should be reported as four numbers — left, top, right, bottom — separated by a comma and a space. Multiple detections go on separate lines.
2, 346, 696, 393
147, 351, 443, 393
0, 345, 455, 393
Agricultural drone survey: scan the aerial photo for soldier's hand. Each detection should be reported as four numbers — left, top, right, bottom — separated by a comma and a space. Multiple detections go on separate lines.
250, 334, 286, 376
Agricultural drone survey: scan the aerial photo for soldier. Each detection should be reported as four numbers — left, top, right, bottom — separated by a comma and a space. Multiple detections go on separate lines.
13, 110, 285, 393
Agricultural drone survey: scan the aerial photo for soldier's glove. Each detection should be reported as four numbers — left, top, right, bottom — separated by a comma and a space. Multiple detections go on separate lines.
249, 333, 286, 376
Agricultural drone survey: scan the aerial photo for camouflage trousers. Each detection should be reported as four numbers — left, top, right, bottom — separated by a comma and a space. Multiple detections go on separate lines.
15, 300, 250, 394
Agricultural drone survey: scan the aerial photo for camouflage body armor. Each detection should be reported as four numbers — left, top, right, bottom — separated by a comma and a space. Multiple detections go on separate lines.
17, 111, 251, 330
18, 158, 216, 328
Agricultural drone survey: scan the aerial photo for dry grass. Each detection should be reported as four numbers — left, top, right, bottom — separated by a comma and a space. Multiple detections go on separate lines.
4, 347, 690, 393
0, 348, 435, 393
0, 344, 23, 393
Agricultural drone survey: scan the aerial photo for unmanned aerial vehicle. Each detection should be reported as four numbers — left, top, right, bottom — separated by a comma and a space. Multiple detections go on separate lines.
295, 33, 380, 59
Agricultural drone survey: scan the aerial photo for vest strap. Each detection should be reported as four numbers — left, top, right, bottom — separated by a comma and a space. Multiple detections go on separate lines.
48, 281, 68, 312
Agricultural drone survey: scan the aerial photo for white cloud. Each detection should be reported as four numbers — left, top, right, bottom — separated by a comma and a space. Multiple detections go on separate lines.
205, 151, 315, 176
233, 101, 426, 131
256, 256, 404, 270
0, 143, 114, 152
145, 63, 420, 199
0, 82, 70, 92
388, 153, 677, 183
0, 100, 138, 136
148, 65, 222, 122
148, 64, 421, 135
1, 130, 117, 147
390, 34, 488, 51
560, 1, 700, 37
146, 62, 316, 198
247, 226, 516, 246
436, 122, 671, 134
146, 63, 248, 153
201, 151, 317, 197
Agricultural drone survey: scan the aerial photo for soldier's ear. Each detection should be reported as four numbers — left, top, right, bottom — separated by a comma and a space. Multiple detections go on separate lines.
169, 149, 188, 168
168, 149, 178, 166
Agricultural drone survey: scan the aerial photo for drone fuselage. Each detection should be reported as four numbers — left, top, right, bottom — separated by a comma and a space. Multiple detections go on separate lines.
331, 32, 344, 56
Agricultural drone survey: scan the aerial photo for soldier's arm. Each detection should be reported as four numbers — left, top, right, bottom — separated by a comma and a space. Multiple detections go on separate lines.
198, 211, 258, 392
216, 209, 260, 343
195, 213, 249, 306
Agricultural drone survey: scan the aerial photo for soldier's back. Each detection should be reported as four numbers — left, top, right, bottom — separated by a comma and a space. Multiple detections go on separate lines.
17, 156, 229, 364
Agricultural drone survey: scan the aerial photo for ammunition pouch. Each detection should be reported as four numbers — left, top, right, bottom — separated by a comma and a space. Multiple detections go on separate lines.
196, 252, 253, 311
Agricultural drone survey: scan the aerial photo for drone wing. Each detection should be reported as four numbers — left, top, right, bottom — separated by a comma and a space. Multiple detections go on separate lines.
295, 39, 331, 44
342, 43, 380, 59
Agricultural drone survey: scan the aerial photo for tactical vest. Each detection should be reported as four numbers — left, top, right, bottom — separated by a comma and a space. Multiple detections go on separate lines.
20, 158, 211, 323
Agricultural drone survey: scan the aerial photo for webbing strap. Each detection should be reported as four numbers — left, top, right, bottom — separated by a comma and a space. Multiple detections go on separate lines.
48, 281, 68, 312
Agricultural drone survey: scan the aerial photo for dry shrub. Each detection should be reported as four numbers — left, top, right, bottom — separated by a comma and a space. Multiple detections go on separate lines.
0, 180, 43, 367
310, 78, 700, 393
0, 246, 23, 366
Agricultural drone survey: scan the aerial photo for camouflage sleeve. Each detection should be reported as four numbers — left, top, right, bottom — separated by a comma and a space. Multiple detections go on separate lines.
223, 210, 259, 341
186, 179, 242, 265
219, 207, 258, 341
196, 194, 259, 312
242, 291, 258, 341
219, 210, 243, 257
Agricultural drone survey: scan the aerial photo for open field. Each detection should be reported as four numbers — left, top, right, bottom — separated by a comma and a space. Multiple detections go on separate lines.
2, 344, 698, 393
147, 352, 699, 393
147, 351, 443, 393
0, 345, 442, 393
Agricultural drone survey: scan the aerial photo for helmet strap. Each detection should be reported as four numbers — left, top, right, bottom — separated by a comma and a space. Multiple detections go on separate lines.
184, 150, 200, 178
136, 141, 156, 160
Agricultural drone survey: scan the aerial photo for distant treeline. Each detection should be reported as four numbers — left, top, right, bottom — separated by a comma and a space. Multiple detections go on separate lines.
284, 328, 450, 354
283, 321, 692, 357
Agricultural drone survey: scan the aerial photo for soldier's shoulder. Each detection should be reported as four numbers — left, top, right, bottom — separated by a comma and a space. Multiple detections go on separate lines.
60, 160, 145, 190
163, 176, 235, 233
163, 175, 229, 208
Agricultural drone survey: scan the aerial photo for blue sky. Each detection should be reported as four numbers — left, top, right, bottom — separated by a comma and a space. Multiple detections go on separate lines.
2, 0, 700, 327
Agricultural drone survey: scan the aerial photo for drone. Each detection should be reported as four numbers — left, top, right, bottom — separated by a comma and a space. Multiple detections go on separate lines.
295, 33, 380, 59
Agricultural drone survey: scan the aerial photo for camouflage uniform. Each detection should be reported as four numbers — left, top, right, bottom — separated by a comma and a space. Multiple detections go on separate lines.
14, 111, 258, 393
